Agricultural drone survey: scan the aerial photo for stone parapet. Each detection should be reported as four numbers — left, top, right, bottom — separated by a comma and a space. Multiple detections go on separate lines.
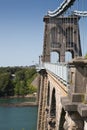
61, 97, 77, 111
78, 104, 87, 117
61, 57, 87, 129
68, 92, 85, 103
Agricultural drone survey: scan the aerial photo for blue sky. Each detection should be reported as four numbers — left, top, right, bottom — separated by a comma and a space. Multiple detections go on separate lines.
0, 0, 87, 66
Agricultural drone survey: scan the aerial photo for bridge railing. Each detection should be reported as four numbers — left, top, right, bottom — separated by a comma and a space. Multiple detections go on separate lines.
36, 62, 69, 86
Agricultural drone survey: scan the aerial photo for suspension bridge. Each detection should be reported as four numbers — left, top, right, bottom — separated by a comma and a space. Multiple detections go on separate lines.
36, 0, 87, 130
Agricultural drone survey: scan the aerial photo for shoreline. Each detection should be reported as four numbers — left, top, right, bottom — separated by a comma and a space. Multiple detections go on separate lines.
0, 94, 37, 99
0, 102, 38, 107
0, 94, 38, 107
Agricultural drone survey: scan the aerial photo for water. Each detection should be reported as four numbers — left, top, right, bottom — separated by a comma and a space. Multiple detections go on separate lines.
0, 97, 36, 104
0, 98, 38, 130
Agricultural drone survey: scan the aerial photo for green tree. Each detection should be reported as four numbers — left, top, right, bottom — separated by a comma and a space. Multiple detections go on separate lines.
0, 66, 37, 96
28, 84, 37, 94
0, 72, 13, 96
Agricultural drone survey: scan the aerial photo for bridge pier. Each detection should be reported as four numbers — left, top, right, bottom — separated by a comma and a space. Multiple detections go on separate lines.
37, 69, 48, 130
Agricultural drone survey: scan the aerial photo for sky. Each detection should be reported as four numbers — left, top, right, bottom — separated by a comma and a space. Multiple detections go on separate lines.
0, 0, 87, 66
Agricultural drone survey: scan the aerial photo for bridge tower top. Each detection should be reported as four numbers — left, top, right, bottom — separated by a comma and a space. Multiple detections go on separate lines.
42, 15, 82, 63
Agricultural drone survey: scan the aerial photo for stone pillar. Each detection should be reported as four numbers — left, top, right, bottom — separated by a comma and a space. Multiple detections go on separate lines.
63, 112, 84, 130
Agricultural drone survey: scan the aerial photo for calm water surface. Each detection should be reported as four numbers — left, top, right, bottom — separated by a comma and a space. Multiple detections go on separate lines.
0, 98, 38, 130
0, 97, 36, 104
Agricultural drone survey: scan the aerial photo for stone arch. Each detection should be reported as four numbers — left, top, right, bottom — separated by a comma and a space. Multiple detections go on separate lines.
50, 88, 56, 117
51, 51, 60, 63
48, 88, 56, 129
59, 108, 66, 130
65, 51, 72, 62
43, 16, 82, 62
47, 81, 50, 106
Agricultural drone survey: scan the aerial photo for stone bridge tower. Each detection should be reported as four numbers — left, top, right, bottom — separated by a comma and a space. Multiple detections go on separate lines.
42, 15, 82, 62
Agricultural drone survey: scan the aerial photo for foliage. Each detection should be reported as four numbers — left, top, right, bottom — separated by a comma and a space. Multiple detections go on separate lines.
0, 66, 37, 97
0, 72, 14, 96
85, 53, 87, 59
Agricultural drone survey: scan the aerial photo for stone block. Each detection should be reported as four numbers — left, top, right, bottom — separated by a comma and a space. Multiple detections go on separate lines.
84, 94, 87, 103
78, 104, 87, 117
68, 93, 85, 103
61, 97, 77, 111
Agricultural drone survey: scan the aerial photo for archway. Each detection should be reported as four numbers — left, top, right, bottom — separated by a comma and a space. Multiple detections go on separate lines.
48, 88, 56, 129
51, 52, 59, 63
50, 88, 56, 117
47, 81, 50, 106
65, 51, 72, 62
59, 108, 66, 130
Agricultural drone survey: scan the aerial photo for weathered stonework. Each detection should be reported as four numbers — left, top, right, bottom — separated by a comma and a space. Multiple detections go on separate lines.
61, 57, 87, 130
37, 13, 87, 130
42, 15, 82, 63
63, 112, 84, 130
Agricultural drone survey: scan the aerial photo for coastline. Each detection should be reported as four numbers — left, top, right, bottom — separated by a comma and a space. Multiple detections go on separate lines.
0, 93, 37, 99
0, 102, 38, 107
0, 94, 38, 107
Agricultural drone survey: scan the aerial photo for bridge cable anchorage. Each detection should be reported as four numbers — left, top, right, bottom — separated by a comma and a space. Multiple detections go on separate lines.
47, 0, 76, 17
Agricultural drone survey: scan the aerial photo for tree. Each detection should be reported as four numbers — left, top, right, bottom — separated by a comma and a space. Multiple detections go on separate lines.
0, 66, 37, 96
0, 72, 13, 96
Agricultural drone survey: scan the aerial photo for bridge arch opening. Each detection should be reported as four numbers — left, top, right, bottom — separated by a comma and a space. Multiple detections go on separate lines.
51, 52, 60, 63
48, 88, 56, 129
59, 108, 66, 130
65, 51, 72, 62
47, 81, 50, 106
50, 88, 56, 117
